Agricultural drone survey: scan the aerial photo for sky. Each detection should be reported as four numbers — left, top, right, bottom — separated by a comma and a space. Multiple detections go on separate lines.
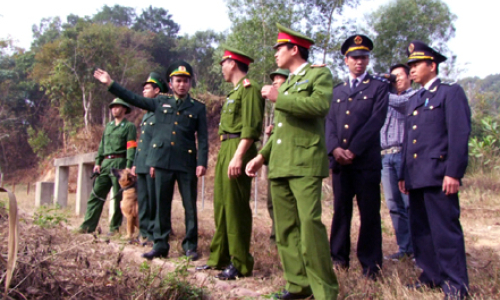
0, 0, 497, 79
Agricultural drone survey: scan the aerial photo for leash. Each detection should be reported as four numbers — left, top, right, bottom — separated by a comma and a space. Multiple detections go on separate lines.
91, 172, 136, 202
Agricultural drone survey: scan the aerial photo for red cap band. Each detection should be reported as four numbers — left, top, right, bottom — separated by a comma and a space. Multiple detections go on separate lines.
276, 32, 313, 49
221, 50, 252, 65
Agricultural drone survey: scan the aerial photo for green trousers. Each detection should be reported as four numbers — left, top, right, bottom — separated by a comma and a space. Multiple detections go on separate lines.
271, 176, 339, 300
207, 138, 256, 276
153, 168, 198, 253
267, 180, 275, 240
137, 172, 156, 241
80, 158, 124, 233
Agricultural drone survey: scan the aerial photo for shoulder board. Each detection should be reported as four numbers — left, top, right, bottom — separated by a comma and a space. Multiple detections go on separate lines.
190, 97, 205, 104
440, 81, 457, 86
311, 64, 326, 68
372, 75, 390, 84
334, 81, 346, 88
159, 92, 173, 97
243, 78, 252, 88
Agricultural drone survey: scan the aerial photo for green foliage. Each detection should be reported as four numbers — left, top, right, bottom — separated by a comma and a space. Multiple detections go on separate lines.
468, 117, 500, 173
33, 204, 68, 228
27, 127, 51, 159
367, 0, 456, 72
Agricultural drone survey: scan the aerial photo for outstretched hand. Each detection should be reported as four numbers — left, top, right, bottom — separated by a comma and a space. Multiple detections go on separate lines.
94, 68, 113, 86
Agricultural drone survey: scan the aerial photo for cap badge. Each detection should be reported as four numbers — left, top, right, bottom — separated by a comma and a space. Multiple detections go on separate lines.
354, 36, 363, 45
179, 66, 186, 72
408, 43, 415, 53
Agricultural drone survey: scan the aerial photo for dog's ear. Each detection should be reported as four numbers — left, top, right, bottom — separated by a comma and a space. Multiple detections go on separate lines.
111, 168, 122, 178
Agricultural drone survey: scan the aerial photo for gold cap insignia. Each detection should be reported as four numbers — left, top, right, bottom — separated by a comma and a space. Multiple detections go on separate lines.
179, 66, 186, 72
354, 36, 363, 45
408, 43, 415, 53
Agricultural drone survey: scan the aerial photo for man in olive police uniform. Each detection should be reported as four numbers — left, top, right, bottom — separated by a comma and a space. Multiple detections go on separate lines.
131, 72, 167, 243
246, 24, 339, 300
326, 34, 389, 279
93, 61, 208, 261
196, 47, 264, 280
399, 41, 470, 299
265, 68, 289, 241
79, 98, 137, 234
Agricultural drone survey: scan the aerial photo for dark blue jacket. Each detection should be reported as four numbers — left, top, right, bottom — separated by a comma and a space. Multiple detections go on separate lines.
400, 79, 471, 189
326, 73, 389, 171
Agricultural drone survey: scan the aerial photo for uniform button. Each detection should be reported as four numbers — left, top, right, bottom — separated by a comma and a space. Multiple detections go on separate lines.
153, 144, 157, 148
284, 91, 289, 95
413, 125, 417, 130
346, 110, 350, 115
174, 122, 178, 125
177, 112, 180, 115
188, 149, 193, 153
413, 110, 418, 116
138, 149, 141, 152
413, 139, 417, 144
343, 139, 347, 143
143, 122, 146, 125
142, 131, 144, 134
277, 139, 282, 144
363, 96, 367, 99
344, 124, 349, 129
171, 142, 175, 146
348, 98, 352, 101
163, 109, 167, 113
150, 122, 153, 125
439, 155, 443, 159
172, 131, 176, 135
278, 123, 282, 127
413, 153, 417, 159
139, 140, 142, 142
189, 114, 193, 117
429, 106, 434, 110
337, 99, 340, 103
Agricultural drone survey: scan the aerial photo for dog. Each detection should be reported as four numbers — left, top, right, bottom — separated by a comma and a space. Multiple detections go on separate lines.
111, 168, 139, 241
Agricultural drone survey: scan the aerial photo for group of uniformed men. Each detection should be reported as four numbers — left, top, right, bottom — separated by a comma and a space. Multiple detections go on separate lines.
80, 22, 470, 300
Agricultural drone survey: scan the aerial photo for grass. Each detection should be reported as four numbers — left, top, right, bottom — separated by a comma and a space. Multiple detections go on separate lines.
2, 168, 500, 299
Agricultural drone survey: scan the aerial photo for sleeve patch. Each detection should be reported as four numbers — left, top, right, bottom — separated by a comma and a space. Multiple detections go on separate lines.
243, 79, 251, 88
127, 140, 138, 149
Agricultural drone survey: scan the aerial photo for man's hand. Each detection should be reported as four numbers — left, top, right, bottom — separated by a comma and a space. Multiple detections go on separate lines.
442, 176, 460, 195
265, 125, 274, 136
246, 154, 265, 177
130, 166, 136, 176
196, 166, 206, 177
93, 165, 101, 174
332, 148, 353, 165
228, 155, 243, 179
150, 167, 155, 178
345, 149, 356, 160
398, 180, 408, 195
261, 85, 279, 102
94, 68, 113, 87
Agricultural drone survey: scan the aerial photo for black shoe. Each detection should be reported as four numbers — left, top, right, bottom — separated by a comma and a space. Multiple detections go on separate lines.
186, 249, 199, 261
406, 281, 439, 290
215, 263, 243, 280
196, 264, 213, 271
273, 290, 314, 299
142, 250, 168, 260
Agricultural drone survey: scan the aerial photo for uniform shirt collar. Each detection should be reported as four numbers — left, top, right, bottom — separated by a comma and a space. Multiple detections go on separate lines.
349, 72, 367, 85
424, 76, 439, 90
290, 62, 308, 76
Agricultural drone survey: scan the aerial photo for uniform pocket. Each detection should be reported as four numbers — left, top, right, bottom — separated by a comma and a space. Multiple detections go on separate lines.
156, 109, 174, 124
423, 100, 443, 123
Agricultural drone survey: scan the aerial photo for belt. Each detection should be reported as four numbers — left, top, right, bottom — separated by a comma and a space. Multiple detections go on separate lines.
104, 154, 126, 159
381, 146, 402, 155
220, 133, 241, 141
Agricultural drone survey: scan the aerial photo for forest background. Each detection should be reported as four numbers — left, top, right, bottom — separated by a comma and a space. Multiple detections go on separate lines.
0, 0, 499, 179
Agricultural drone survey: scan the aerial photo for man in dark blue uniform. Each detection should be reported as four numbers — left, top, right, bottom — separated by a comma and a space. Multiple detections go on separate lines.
326, 34, 389, 279
399, 41, 470, 299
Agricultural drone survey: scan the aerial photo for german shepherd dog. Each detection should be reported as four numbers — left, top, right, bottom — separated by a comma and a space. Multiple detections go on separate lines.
111, 168, 139, 241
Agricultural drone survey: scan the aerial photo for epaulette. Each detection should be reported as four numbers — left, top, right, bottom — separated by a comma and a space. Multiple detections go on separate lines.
441, 81, 456, 85
159, 92, 173, 97
243, 78, 251, 88
190, 97, 205, 104
372, 75, 390, 84
311, 64, 326, 68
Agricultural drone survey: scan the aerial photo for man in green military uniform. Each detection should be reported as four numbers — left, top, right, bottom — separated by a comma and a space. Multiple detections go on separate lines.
79, 98, 137, 234
196, 47, 264, 280
131, 72, 167, 244
246, 24, 339, 300
265, 68, 289, 241
93, 61, 208, 260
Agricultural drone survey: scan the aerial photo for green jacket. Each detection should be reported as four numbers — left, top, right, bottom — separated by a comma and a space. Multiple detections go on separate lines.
108, 82, 208, 174
260, 63, 332, 178
218, 77, 264, 140
95, 118, 137, 169
134, 112, 155, 174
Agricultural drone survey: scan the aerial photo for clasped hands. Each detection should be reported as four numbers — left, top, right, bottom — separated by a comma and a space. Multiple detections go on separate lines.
333, 147, 355, 165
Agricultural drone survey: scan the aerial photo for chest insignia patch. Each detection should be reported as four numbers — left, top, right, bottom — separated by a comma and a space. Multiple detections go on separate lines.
162, 104, 171, 107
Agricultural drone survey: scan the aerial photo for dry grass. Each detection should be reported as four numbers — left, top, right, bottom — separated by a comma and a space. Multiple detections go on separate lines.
2, 168, 500, 299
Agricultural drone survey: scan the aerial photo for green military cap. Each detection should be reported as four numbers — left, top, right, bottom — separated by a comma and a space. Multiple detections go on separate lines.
274, 23, 315, 49
166, 60, 196, 87
109, 98, 131, 114
143, 72, 167, 93
270, 68, 290, 81
220, 46, 254, 66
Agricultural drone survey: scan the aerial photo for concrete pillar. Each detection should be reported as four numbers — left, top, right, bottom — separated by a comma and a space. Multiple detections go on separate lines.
53, 166, 69, 207
76, 163, 93, 216
108, 189, 116, 222
35, 182, 55, 207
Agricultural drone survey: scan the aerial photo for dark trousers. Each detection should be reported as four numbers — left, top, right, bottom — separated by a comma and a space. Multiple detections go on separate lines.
137, 172, 156, 240
409, 187, 469, 297
330, 168, 383, 276
152, 168, 198, 253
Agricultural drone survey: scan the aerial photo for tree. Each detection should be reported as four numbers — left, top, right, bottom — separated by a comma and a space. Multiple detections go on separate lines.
92, 4, 136, 27
366, 0, 456, 72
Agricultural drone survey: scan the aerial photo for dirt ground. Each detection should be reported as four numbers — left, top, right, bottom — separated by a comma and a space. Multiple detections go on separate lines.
2, 175, 500, 299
